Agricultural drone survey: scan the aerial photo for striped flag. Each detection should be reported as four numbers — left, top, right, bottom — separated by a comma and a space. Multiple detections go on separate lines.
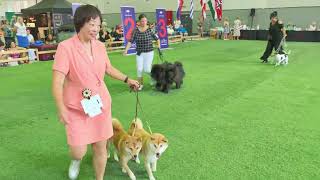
190, 0, 194, 19
176, 0, 184, 20
200, 0, 207, 19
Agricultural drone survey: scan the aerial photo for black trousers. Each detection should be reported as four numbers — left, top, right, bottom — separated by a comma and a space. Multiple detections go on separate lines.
260, 39, 283, 61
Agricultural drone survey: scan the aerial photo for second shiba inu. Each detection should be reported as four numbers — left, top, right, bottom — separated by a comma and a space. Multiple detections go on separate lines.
128, 118, 169, 180
111, 118, 142, 180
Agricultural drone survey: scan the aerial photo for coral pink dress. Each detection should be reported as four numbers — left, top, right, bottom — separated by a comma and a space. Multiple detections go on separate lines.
53, 35, 113, 146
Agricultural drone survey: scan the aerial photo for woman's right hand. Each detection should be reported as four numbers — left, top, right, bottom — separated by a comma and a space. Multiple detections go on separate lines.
123, 50, 128, 56
58, 105, 69, 125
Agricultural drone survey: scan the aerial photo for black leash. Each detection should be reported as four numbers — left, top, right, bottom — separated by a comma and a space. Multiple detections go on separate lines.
131, 90, 152, 135
156, 48, 165, 64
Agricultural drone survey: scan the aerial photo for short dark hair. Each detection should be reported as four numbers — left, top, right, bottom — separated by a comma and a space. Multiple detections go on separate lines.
270, 11, 278, 20
138, 14, 147, 21
74, 4, 102, 33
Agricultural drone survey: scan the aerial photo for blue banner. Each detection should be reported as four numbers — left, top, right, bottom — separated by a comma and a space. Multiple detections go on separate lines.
72, 3, 81, 16
156, 9, 169, 49
121, 6, 136, 55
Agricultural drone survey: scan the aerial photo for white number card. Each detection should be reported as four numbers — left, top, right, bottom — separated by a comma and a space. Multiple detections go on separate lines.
81, 94, 103, 118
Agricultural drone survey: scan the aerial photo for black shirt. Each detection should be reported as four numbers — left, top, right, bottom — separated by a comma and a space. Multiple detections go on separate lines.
99, 30, 110, 42
268, 21, 284, 41
130, 27, 158, 54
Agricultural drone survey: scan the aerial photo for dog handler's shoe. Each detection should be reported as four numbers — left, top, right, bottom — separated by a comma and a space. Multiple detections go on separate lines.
68, 160, 81, 180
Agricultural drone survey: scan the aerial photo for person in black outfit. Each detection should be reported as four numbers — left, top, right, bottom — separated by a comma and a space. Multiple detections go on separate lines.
260, 11, 287, 63
98, 27, 111, 43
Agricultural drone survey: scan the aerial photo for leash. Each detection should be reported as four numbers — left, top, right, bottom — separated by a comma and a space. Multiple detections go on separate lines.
275, 37, 286, 54
131, 90, 153, 136
156, 48, 165, 64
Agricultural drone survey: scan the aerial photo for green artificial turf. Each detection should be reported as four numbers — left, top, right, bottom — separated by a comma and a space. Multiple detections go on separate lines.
0, 40, 319, 179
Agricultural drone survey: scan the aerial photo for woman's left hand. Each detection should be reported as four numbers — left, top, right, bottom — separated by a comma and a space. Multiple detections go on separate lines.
127, 79, 140, 91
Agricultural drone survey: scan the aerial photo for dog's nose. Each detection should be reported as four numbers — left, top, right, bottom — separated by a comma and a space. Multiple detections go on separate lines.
156, 153, 160, 156
133, 155, 137, 158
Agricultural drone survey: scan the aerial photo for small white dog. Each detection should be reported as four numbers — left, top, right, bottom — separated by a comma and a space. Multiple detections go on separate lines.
275, 53, 289, 66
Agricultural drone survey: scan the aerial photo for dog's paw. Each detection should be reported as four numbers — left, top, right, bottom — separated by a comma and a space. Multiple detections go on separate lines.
129, 174, 136, 180
113, 153, 119, 162
149, 176, 156, 180
122, 168, 127, 173
152, 167, 157, 172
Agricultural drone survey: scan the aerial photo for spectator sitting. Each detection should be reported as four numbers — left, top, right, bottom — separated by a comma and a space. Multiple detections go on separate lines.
9, 41, 27, 65
174, 20, 181, 30
26, 29, 35, 44
308, 22, 317, 31
176, 25, 188, 36
113, 25, 123, 41
167, 25, 175, 36
99, 26, 112, 43
45, 34, 57, 45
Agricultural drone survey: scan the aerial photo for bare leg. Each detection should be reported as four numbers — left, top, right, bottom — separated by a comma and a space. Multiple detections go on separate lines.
92, 140, 108, 180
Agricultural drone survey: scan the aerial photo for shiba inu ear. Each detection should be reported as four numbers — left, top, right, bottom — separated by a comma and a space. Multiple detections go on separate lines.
137, 137, 142, 142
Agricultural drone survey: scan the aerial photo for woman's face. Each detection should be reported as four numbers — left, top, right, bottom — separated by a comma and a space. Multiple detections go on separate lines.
271, 17, 278, 23
79, 17, 101, 41
18, 17, 23, 24
140, 17, 148, 27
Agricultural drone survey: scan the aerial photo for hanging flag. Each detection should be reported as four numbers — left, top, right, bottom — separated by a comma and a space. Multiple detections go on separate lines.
206, 0, 217, 21
190, 0, 194, 19
215, 0, 223, 21
200, 0, 207, 19
176, 0, 184, 20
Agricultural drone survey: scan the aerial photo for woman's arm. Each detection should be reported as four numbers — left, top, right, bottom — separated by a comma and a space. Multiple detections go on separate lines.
52, 71, 68, 124
279, 20, 287, 37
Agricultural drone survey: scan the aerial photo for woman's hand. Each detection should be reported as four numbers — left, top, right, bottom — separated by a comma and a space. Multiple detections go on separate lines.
127, 79, 140, 91
58, 105, 69, 125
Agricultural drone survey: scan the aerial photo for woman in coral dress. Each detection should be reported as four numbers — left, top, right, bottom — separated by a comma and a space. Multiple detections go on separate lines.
52, 5, 139, 180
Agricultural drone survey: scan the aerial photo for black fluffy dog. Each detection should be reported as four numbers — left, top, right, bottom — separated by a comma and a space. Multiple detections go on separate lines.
151, 61, 185, 93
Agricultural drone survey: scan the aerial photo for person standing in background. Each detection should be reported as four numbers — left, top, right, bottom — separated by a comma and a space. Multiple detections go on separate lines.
14, 17, 28, 48
233, 17, 241, 40
123, 14, 160, 91
223, 18, 230, 40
